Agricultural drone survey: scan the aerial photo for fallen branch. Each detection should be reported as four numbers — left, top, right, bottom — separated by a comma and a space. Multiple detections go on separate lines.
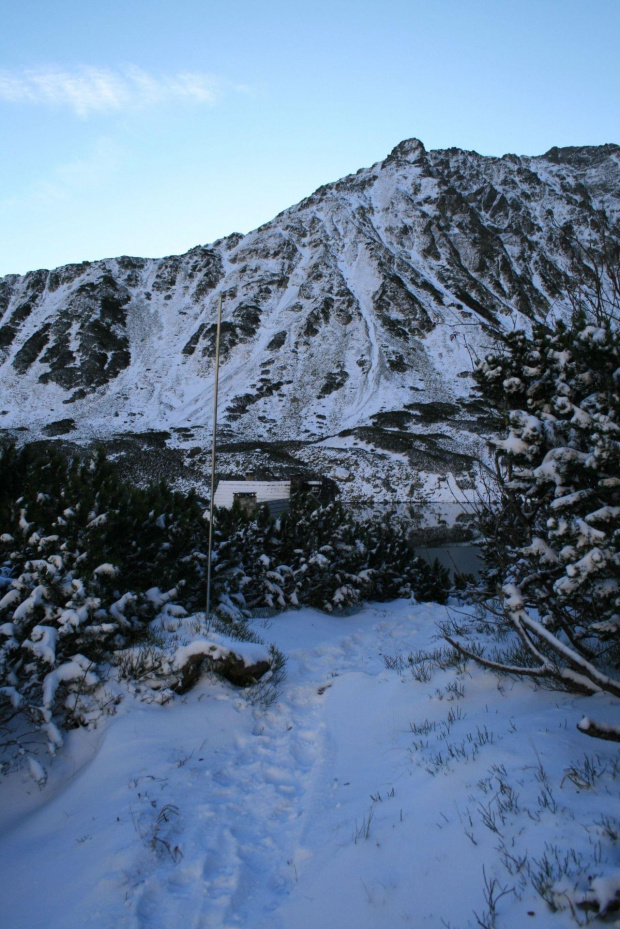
577, 716, 620, 743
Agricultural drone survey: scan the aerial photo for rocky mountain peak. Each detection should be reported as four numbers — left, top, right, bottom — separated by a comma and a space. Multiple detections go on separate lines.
385, 137, 428, 165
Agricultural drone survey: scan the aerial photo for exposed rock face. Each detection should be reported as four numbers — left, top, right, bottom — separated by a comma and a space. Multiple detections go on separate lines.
0, 140, 618, 500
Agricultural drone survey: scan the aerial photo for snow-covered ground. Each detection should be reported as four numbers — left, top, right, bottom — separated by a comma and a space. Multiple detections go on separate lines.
2, 600, 620, 928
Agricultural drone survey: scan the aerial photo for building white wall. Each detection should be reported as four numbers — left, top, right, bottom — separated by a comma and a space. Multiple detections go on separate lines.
213, 481, 291, 509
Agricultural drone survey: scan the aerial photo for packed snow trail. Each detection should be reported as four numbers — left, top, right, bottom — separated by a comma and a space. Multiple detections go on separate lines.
2, 601, 620, 929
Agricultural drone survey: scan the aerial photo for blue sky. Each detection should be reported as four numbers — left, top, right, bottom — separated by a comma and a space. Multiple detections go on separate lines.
1, 0, 618, 276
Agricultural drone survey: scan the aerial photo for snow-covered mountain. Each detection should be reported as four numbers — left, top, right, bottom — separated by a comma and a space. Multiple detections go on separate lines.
1, 139, 619, 501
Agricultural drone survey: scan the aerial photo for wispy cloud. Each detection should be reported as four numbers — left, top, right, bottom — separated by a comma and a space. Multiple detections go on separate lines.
0, 65, 235, 116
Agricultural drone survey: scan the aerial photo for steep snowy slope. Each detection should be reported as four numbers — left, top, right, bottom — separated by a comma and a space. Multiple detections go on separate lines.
1, 139, 618, 500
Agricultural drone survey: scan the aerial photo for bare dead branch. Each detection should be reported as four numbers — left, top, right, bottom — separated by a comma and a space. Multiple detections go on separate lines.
442, 634, 548, 678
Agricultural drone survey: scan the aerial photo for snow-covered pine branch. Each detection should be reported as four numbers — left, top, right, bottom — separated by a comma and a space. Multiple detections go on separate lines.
447, 247, 620, 739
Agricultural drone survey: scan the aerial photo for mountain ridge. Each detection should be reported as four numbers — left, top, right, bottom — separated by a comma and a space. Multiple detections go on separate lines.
1, 138, 618, 504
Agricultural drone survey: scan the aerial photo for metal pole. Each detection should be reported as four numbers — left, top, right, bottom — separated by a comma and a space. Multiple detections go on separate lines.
206, 293, 223, 627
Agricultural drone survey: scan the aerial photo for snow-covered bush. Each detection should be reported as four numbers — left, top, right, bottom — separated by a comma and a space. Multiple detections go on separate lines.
443, 310, 620, 739
0, 444, 447, 777
213, 494, 448, 615
0, 447, 266, 776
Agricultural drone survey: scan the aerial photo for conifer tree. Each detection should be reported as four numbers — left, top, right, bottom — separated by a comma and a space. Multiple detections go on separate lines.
443, 230, 620, 740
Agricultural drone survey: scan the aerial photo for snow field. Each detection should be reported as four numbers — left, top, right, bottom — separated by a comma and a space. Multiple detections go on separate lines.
1, 600, 620, 928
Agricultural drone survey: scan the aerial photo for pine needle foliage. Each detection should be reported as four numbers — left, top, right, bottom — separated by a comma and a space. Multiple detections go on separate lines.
443, 306, 620, 738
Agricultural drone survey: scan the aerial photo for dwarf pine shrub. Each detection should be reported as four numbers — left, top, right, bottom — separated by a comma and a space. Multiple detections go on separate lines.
1, 444, 448, 774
